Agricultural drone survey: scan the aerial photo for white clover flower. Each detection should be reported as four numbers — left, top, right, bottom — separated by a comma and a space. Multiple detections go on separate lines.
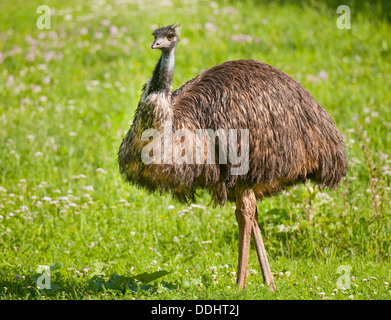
349, 295, 354, 300
96, 168, 107, 174
209, 266, 217, 273
82, 185, 94, 192
285, 271, 291, 277
279, 272, 284, 278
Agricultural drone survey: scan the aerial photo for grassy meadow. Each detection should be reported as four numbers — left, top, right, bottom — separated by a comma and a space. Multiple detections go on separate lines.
0, 0, 390, 300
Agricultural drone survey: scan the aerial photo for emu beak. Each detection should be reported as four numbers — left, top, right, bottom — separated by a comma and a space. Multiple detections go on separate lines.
151, 40, 161, 49
151, 38, 170, 49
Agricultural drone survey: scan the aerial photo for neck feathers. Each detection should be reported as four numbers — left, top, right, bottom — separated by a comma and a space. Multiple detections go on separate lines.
148, 49, 175, 96
140, 49, 175, 128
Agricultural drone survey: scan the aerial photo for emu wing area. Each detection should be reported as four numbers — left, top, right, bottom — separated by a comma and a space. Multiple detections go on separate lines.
172, 59, 347, 203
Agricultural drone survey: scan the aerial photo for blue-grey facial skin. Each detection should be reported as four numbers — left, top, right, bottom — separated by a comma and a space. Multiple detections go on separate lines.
151, 35, 178, 50
151, 37, 171, 49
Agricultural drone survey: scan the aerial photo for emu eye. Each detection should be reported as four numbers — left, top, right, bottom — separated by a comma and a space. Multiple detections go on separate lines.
167, 35, 174, 41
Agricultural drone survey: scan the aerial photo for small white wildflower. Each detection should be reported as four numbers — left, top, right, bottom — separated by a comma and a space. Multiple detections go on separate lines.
230, 271, 236, 277
314, 276, 318, 281
167, 205, 175, 210
351, 276, 355, 281
384, 282, 389, 287
279, 272, 284, 278
209, 266, 217, 273
371, 276, 377, 281
285, 271, 291, 277
96, 168, 107, 174
363, 278, 367, 282
82, 185, 94, 192
349, 295, 354, 300
130, 231, 135, 236
151, 260, 157, 265
319, 292, 325, 298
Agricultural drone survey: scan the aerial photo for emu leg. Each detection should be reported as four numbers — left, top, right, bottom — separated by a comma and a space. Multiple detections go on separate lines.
252, 207, 276, 291
235, 189, 257, 289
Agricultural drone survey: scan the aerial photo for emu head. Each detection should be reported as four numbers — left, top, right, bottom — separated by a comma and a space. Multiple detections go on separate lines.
151, 24, 180, 51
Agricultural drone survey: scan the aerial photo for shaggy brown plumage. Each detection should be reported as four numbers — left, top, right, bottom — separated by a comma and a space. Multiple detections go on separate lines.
118, 25, 347, 290
119, 58, 347, 205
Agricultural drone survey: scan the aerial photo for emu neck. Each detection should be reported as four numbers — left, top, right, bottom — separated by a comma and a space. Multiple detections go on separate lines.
141, 48, 175, 128
149, 48, 175, 95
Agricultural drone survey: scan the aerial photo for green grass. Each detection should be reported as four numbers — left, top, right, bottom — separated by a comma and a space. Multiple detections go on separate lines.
0, 0, 390, 300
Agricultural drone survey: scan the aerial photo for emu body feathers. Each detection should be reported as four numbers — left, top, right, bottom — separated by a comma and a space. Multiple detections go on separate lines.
118, 59, 347, 206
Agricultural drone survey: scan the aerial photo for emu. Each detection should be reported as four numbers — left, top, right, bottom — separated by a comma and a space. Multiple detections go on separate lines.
118, 24, 347, 291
